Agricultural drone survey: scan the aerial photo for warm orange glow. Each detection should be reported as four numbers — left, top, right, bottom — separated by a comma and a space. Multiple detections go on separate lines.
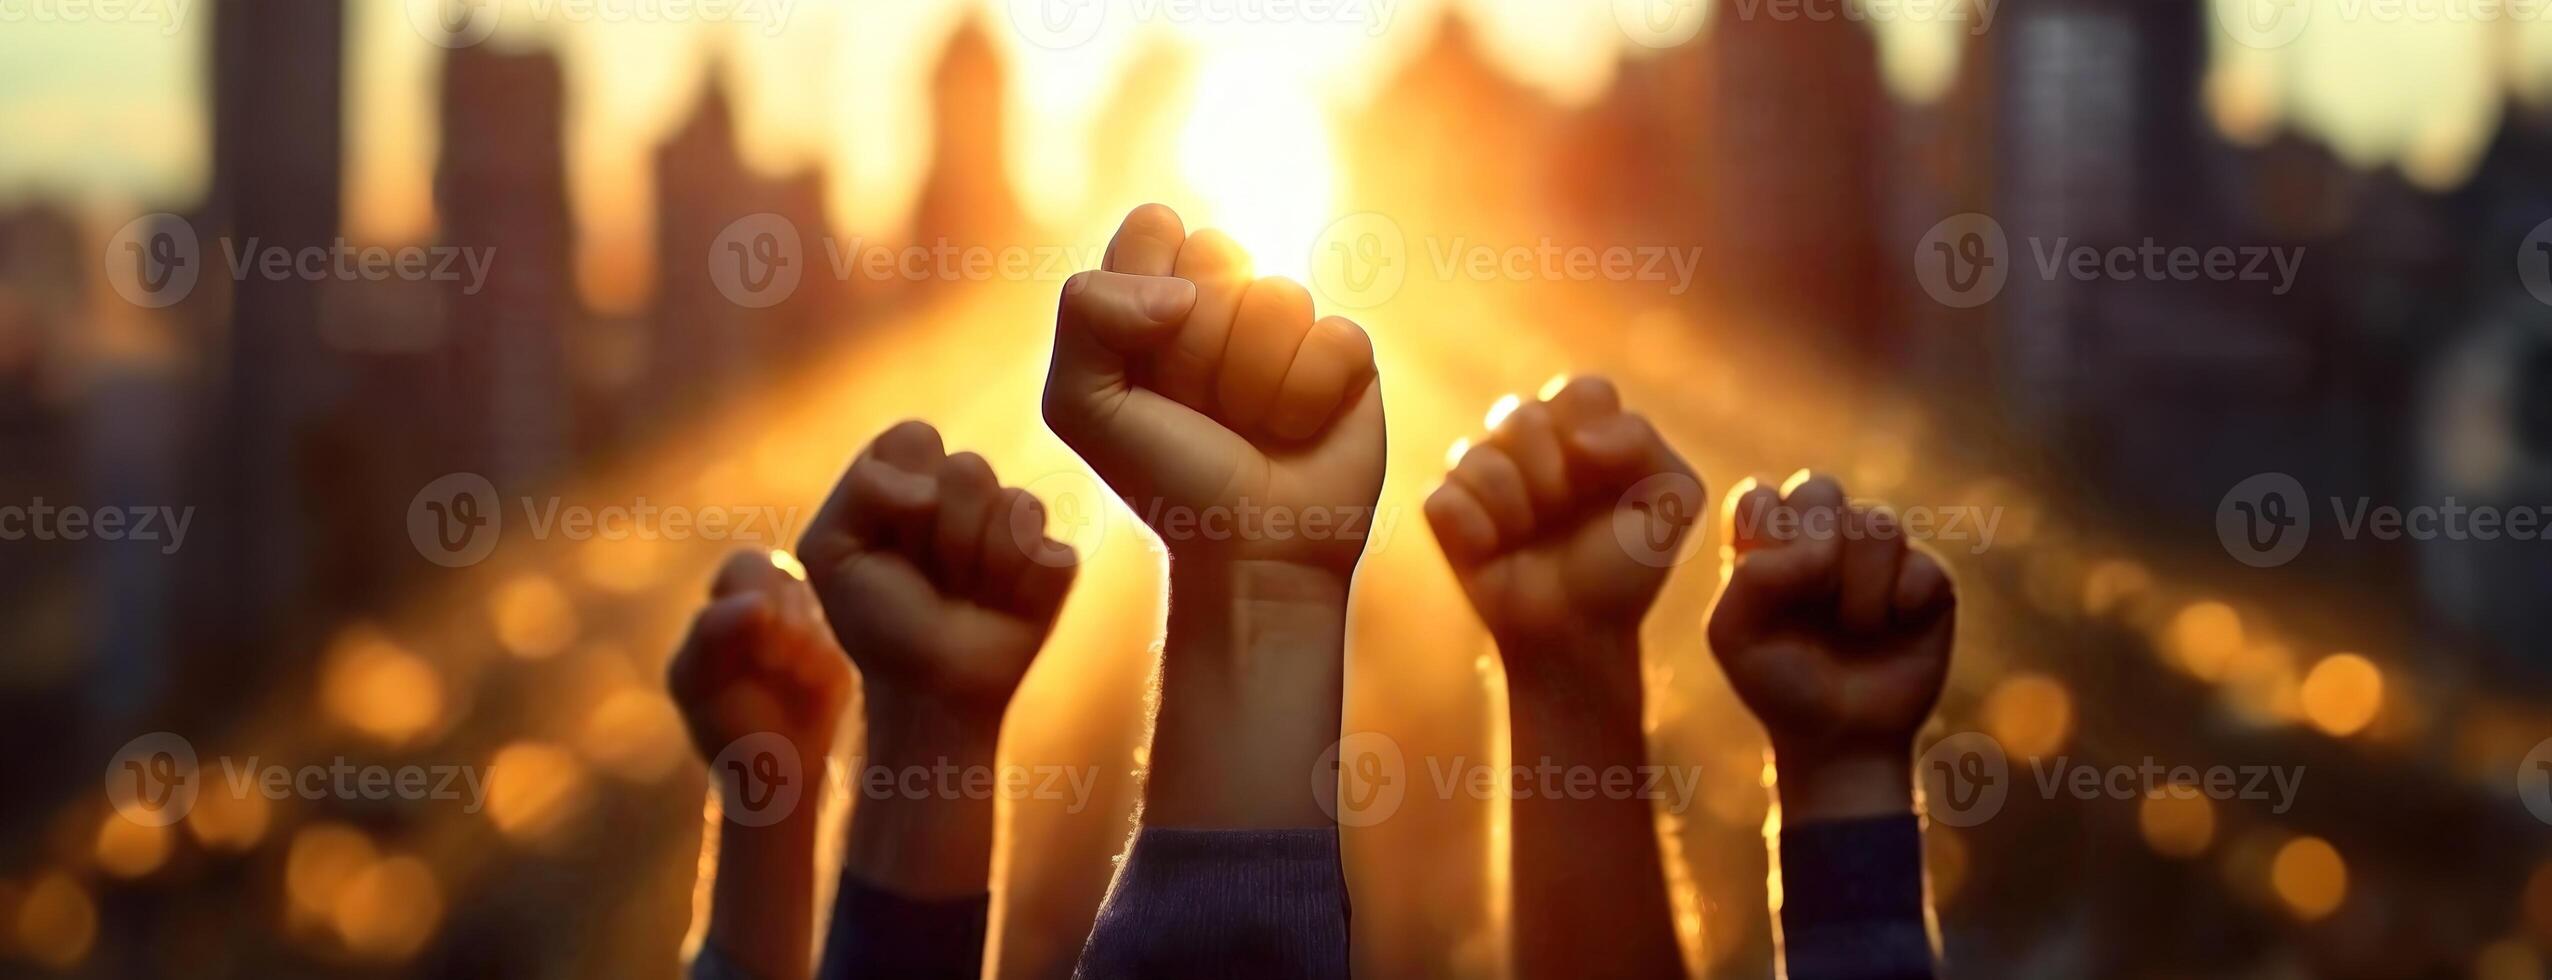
2079, 559, 2154, 618
1483, 394, 1522, 431
13, 872, 95, 971
579, 536, 669, 595
486, 741, 591, 845
579, 688, 691, 784
2270, 836, 2348, 921
322, 627, 444, 745
1177, 57, 1337, 281
334, 854, 443, 960
286, 823, 378, 926
1927, 827, 1970, 906
2474, 939, 2544, 980
491, 575, 580, 659
1981, 673, 2074, 759
2138, 788, 2217, 859
2299, 653, 2385, 738
1445, 437, 1472, 470
2165, 601, 2246, 681
94, 811, 172, 879
186, 783, 272, 853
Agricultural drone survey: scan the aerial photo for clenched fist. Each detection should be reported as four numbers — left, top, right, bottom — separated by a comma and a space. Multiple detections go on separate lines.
794, 420, 1079, 721
1706, 474, 1957, 820
1042, 205, 1386, 573
668, 549, 854, 768
1425, 377, 1704, 651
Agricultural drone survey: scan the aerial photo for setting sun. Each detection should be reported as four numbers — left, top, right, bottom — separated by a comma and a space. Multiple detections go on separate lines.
1176, 57, 1339, 281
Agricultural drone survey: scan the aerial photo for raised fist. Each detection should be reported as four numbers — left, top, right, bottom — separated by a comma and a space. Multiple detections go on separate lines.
794, 420, 1080, 719
1706, 474, 1957, 817
1425, 377, 1704, 648
667, 549, 853, 765
1041, 205, 1386, 573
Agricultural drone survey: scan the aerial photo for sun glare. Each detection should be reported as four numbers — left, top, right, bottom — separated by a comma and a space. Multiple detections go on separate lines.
1177, 58, 1339, 282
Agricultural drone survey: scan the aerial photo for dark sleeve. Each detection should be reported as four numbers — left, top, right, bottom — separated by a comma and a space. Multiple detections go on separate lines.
1073, 827, 1351, 980
811, 869, 991, 980
1777, 815, 1935, 980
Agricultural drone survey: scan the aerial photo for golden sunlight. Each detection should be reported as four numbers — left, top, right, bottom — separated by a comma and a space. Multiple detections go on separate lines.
1176, 57, 1340, 282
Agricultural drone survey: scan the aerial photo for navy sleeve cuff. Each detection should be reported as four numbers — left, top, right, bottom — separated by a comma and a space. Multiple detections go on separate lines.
1074, 826, 1352, 980
815, 869, 990, 980
1777, 814, 1935, 980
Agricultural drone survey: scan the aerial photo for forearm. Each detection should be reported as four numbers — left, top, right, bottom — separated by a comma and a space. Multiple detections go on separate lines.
1501, 630, 1683, 980
703, 817, 822, 980
1143, 558, 1348, 829
845, 688, 1002, 899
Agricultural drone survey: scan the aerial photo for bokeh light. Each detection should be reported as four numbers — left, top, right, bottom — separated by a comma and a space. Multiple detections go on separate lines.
2269, 836, 2348, 921
1980, 673, 2073, 759
2299, 653, 2385, 738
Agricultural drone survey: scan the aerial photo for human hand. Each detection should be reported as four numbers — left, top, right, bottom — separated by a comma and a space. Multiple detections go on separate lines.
794, 419, 1080, 734
1041, 204, 1385, 576
667, 549, 852, 772
1425, 377, 1704, 669
1706, 474, 1957, 821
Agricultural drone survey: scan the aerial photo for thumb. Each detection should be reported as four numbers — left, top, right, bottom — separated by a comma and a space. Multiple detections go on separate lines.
1043, 271, 1195, 440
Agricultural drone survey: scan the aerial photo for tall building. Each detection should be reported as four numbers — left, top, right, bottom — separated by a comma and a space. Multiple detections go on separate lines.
909, 15, 1021, 247
195, 0, 346, 664
437, 44, 575, 488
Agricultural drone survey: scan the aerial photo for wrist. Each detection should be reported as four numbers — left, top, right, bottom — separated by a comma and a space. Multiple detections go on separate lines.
1146, 558, 1350, 828
862, 681, 1004, 765
1773, 745, 1915, 824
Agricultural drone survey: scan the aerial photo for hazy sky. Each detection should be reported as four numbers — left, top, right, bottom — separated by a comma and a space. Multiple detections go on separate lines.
3, 0, 2547, 286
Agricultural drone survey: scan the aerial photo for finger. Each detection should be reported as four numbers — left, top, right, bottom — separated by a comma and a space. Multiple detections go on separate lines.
1762, 472, 1847, 598
1564, 412, 1688, 493
1013, 540, 1079, 624
1215, 277, 1317, 434
1044, 271, 1199, 444
1156, 229, 1251, 410
668, 591, 773, 705
931, 452, 1000, 593
1447, 442, 1535, 546
1725, 480, 1782, 556
1836, 505, 1907, 638
1490, 400, 1571, 514
1544, 375, 1621, 430
711, 548, 795, 600
1104, 203, 1187, 277
979, 488, 1043, 607
802, 421, 942, 570
1266, 316, 1376, 443
1891, 547, 1956, 627
817, 550, 942, 653
1424, 481, 1499, 565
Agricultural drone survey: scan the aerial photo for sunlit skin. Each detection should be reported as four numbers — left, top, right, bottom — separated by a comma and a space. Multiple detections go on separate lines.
1044, 203, 1381, 828
1709, 474, 1959, 821
666, 550, 851, 980
1423, 377, 1699, 980
793, 419, 1081, 897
